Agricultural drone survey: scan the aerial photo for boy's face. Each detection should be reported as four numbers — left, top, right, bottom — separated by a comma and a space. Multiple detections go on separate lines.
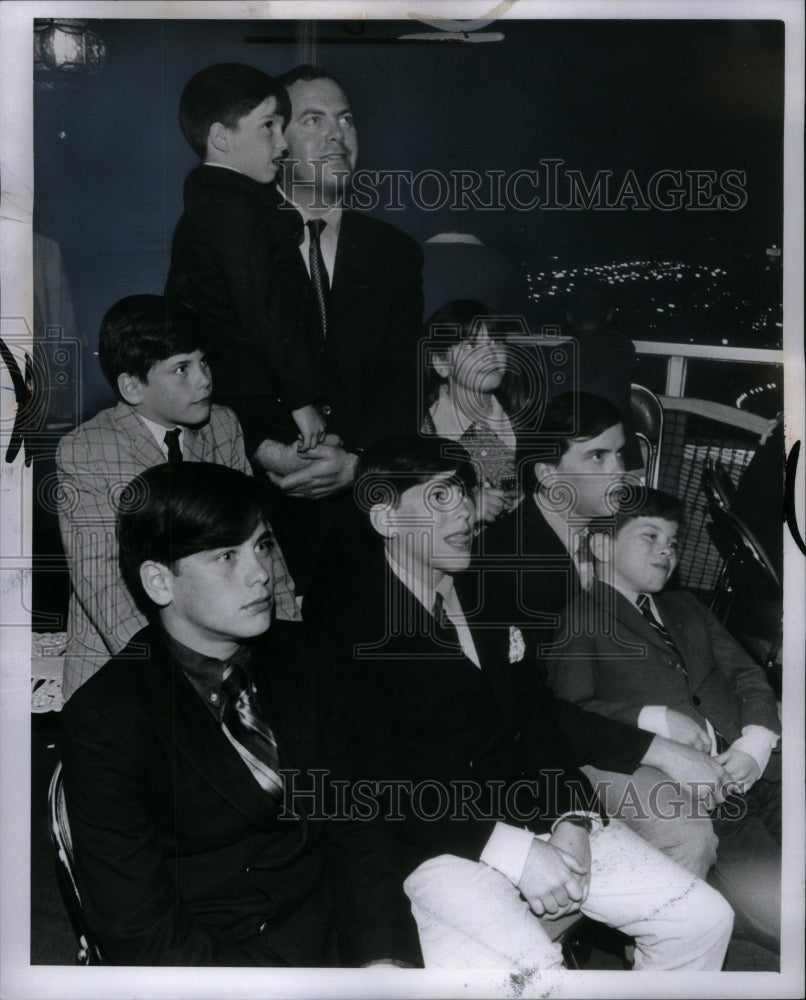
446, 324, 507, 396
612, 516, 679, 598
134, 350, 212, 428
537, 423, 626, 518
160, 521, 275, 658
385, 472, 475, 578
219, 95, 288, 184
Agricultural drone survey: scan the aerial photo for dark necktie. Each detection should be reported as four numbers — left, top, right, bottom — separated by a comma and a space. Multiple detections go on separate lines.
307, 218, 329, 338
636, 593, 688, 679
163, 427, 183, 465
221, 664, 283, 797
432, 591, 463, 654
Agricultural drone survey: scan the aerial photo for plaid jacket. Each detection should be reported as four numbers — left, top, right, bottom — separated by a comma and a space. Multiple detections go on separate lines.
56, 402, 300, 700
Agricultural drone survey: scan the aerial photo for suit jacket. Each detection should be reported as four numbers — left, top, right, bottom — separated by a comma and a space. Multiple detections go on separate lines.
167, 167, 424, 455
55, 402, 299, 699
546, 582, 781, 765
311, 552, 654, 875
478, 494, 583, 648
60, 621, 421, 967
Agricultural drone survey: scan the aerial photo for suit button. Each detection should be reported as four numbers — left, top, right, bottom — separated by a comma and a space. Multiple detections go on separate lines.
322, 404, 333, 416
513, 731, 522, 743
692, 696, 701, 706
259, 921, 268, 934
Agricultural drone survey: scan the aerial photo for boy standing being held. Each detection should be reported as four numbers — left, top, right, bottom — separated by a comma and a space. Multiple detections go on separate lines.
547, 489, 781, 958
56, 295, 299, 701
167, 62, 327, 454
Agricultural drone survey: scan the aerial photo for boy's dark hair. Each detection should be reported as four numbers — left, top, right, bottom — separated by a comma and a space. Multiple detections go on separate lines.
517, 391, 623, 494
275, 64, 345, 94
355, 435, 478, 518
178, 63, 291, 159
613, 487, 686, 532
98, 294, 209, 397
422, 299, 527, 415
117, 463, 271, 613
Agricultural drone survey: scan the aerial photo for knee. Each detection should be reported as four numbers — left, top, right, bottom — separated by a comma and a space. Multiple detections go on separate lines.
686, 880, 735, 941
404, 855, 491, 910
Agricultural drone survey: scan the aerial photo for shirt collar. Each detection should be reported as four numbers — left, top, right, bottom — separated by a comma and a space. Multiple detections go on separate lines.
137, 413, 184, 454
162, 627, 251, 716
429, 385, 514, 443
384, 549, 456, 617
277, 185, 342, 235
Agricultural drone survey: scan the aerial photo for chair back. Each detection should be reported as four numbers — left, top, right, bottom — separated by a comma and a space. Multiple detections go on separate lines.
629, 384, 664, 488
47, 761, 103, 964
702, 457, 737, 512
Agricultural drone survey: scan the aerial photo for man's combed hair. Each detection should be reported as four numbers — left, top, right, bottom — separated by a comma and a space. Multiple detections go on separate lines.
117, 463, 271, 613
517, 391, 623, 494
275, 64, 345, 93
178, 62, 291, 159
98, 294, 210, 395
355, 435, 478, 516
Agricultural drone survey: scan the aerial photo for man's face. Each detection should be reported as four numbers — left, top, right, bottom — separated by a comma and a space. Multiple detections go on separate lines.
612, 516, 679, 598
281, 78, 358, 202
162, 522, 275, 657
134, 350, 212, 428
219, 95, 288, 184
387, 472, 475, 578
537, 423, 626, 518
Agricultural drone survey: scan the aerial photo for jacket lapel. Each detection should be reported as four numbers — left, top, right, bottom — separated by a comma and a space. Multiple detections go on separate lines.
143, 629, 285, 830
598, 582, 672, 658
113, 404, 167, 470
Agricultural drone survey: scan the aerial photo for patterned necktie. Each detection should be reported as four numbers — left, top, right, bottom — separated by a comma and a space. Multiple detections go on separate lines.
636, 593, 688, 679
163, 427, 183, 465
432, 591, 463, 654
221, 663, 283, 797
572, 526, 595, 591
307, 218, 329, 338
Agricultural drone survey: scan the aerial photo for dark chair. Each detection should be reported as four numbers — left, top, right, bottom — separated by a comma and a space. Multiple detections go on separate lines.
705, 504, 782, 673
702, 457, 738, 512
629, 384, 664, 488
47, 761, 103, 965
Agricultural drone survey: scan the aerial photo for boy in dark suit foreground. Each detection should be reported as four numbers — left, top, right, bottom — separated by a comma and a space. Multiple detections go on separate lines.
308, 436, 733, 971
60, 463, 420, 967
547, 489, 781, 960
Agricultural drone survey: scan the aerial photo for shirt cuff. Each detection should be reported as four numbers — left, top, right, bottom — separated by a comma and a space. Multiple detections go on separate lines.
732, 725, 780, 774
480, 822, 535, 885
637, 704, 670, 737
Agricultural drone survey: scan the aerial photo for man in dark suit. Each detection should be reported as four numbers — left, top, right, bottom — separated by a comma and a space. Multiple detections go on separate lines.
546, 489, 781, 960
306, 436, 734, 971
249, 65, 423, 593
60, 462, 420, 967
479, 391, 727, 875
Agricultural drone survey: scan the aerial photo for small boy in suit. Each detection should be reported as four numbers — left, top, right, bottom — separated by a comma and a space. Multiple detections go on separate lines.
56, 294, 299, 701
546, 488, 781, 960
167, 62, 327, 454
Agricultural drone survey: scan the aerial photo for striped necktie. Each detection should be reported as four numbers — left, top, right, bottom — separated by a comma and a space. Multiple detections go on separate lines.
636, 593, 688, 679
163, 427, 183, 465
221, 663, 283, 797
307, 218, 329, 338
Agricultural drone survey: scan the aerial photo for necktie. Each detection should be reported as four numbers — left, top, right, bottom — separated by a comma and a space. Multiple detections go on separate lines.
221, 664, 283, 797
572, 526, 594, 592
163, 427, 183, 465
432, 591, 463, 654
636, 594, 688, 679
307, 218, 329, 338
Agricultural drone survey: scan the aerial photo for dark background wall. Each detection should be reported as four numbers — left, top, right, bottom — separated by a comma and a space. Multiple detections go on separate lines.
33, 17, 784, 419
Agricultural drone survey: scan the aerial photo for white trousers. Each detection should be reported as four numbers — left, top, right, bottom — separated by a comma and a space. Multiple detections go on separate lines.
404, 819, 733, 971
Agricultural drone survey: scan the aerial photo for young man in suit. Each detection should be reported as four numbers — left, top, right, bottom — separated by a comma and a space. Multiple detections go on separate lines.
546, 489, 781, 961
307, 435, 734, 971
56, 295, 299, 701
252, 65, 424, 594
478, 390, 724, 874
60, 462, 421, 967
